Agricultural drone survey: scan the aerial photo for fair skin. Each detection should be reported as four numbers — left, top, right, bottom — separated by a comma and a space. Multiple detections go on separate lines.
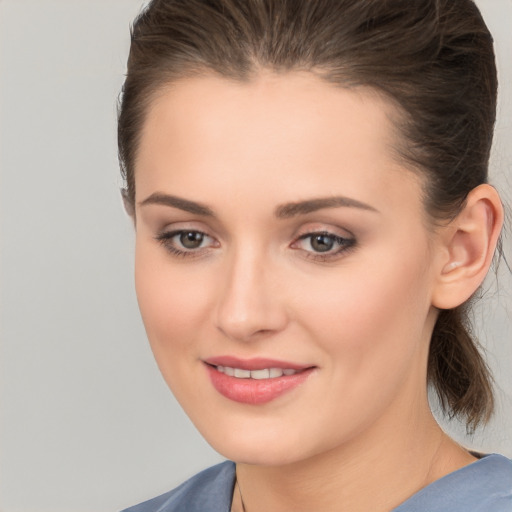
132, 72, 503, 512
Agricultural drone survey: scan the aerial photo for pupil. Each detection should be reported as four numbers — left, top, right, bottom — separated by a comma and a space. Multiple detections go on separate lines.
180, 231, 204, 249
311, 234, 334, 252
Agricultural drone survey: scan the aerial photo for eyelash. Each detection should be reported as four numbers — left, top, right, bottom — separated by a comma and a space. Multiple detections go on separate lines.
155, 229, 356, 261
155, 230, 216, 258
293, 231, 356, 261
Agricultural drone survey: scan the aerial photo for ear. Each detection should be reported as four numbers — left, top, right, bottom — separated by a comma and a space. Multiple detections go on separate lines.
431, 184, 504, 310
121, 188, 136, 220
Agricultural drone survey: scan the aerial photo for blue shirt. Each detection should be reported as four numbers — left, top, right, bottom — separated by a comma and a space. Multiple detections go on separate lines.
122, 454, 512, 511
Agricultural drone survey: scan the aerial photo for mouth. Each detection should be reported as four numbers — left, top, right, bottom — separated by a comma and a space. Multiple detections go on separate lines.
204, 357, 315, 404
212, 364, 305, 379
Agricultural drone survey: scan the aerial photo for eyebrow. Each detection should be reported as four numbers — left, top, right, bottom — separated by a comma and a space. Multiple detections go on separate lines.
139, 193, 215, 216
274, 196, 378, 218
139, 192, 378, 218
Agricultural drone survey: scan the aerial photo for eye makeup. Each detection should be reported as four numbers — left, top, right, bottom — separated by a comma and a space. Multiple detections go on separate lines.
155, 229, 218, 259
154, 227, 357, 263
292, 231, 357, 262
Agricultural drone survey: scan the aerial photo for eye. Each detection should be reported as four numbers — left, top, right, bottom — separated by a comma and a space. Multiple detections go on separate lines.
308, 233, 338, 252
155, 229, 218, 257
178, 231, 206, 249
292, 231, 356, 259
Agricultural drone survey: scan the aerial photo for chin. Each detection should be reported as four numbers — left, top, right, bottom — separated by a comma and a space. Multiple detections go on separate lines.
195, 417, 320, 466
214, 439, 304, 466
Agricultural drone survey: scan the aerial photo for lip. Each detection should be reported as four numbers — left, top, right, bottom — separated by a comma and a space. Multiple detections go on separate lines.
205, 356, 311, 371
204, 356, 315, 405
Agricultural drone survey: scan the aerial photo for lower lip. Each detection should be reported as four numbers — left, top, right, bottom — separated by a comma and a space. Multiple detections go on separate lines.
206, 365, 314, 404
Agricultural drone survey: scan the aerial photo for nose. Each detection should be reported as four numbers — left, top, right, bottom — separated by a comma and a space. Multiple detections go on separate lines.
215, 248, 288, 342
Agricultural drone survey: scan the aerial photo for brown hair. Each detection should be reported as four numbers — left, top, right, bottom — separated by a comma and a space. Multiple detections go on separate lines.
118, 0, 498, 431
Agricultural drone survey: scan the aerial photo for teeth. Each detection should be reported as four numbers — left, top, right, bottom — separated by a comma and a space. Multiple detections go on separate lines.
216, 366, 298, 379
250, 369, 270, 380
233, 368, 251, 378
269, 368, 283, 378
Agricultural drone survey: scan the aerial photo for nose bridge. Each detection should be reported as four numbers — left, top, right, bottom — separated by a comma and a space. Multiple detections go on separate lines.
215, 241, 286, 341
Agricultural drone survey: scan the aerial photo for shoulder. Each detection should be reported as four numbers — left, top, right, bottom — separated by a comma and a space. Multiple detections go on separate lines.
121, 461, 236, 512
394, 454, 512, 512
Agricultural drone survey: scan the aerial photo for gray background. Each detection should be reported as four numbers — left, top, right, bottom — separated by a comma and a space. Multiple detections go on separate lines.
0, 1, 510, 511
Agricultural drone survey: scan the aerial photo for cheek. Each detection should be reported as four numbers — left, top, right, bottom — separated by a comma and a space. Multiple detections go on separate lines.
287, 254, 434, 443
296, 243, 433, 377
133, 244, 221, 410
134, 243, 210, 357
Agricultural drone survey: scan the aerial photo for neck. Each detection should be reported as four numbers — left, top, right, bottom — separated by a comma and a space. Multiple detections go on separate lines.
234, 402, 474, 512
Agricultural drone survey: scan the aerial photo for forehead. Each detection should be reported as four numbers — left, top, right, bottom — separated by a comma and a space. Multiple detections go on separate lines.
135, 71, 423, 217
139, 71, 401, 159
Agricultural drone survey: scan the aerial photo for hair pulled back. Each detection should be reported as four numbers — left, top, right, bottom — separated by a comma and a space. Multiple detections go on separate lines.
118, 0, 498, 431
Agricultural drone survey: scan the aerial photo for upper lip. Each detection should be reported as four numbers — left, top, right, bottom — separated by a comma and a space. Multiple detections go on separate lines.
204, 356, 313, 371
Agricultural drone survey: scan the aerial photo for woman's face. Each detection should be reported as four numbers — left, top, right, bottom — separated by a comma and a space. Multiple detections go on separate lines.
134, 72, 442, 465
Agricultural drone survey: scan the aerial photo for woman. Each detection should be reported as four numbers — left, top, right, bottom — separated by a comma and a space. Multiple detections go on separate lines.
118, 0, 511, 510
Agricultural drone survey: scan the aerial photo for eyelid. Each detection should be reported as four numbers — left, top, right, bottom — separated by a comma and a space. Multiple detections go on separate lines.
294, 222, 355, 238
290, 229, 357, 261
153, 223, 356, 261
155, 228, 220, 258
293, 231, 354, 248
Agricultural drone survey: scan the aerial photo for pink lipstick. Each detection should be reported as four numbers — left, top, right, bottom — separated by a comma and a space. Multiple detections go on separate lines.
204, 356, 315, 404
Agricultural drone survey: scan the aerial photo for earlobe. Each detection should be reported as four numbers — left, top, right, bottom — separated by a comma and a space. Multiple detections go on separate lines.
432, 184, 504, 310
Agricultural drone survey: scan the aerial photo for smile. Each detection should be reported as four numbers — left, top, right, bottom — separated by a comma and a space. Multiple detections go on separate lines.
204, 358, 315, 404
214, 365, 300, 379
